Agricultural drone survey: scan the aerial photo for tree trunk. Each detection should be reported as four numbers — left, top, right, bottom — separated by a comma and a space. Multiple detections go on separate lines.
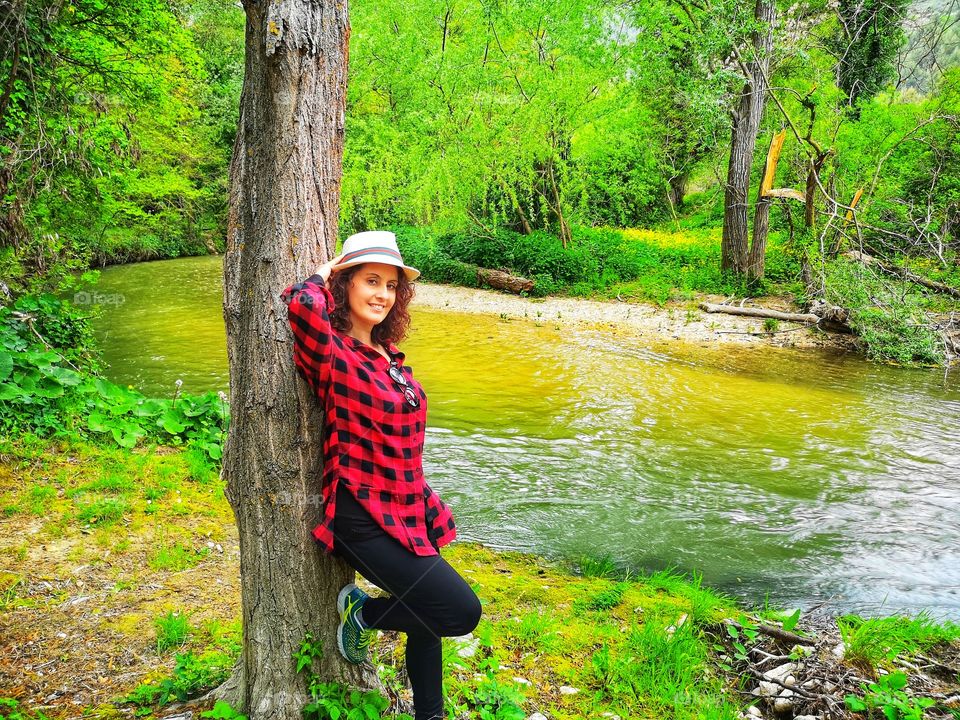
747, 131, 786, 280
668, 172, 688, 211
721, 0, 775, 275
216, 1, 367, 716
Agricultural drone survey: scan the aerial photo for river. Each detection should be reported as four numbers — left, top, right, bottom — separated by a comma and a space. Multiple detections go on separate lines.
87, 255, 960, 619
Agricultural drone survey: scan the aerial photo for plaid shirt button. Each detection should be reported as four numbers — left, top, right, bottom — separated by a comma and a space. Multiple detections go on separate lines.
282, 274, 457, 556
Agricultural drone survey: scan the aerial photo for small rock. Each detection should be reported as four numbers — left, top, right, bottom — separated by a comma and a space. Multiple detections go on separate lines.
453, 633, 480, 658
528, 714, 548, 720
763, 663, 796, 682
746, 705, 763, 718
801, 679, 819, 690
772, 696, 793, 714
512, 676, 531, 686
794, 716, 819, 720
784, 675, 796, 687
755, 681, 779, 697
600, 714, 621, 720
832, 641, 846, 659
559, 686, 579, 695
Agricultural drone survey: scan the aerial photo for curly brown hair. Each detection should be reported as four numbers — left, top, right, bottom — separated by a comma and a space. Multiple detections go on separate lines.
327, 264, 414, 346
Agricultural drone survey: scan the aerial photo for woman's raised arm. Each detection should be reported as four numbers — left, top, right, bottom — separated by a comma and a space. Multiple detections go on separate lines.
280, 255, 344, 387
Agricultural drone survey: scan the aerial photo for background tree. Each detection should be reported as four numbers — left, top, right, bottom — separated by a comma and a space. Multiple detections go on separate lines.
720, 0, 776, 276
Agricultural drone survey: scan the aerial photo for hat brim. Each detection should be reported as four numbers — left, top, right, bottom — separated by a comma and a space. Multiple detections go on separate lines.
330, 257, 420, 282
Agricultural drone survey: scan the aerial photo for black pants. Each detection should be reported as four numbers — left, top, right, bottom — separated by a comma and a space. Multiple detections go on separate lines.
333, 486, 482, 720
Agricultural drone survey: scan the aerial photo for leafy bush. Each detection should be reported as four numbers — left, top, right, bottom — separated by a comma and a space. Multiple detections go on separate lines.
825, 258, 944, 365
121, 649, 233, 707
0, 294, 229, 459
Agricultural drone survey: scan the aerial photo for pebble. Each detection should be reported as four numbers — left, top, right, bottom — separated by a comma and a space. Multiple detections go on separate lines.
832, 641, 846, 659
512, 676, 532, 686
763, 663, 796, 682
795, 716, 819, 720
452, 633, 480, 658
746, 705, 763, 717
772, 696, 794, 714
528, 714, 549, 720
754, 681, 779, 697
559, 686, 579, 695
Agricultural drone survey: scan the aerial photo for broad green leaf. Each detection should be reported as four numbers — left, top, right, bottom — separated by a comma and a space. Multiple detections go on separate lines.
844, 695, 867, 712
160, 408, 187, 434
886, 671, 908, 691
95, 378, 130, 402
782, 608, 801, 632
43, 366, 83, 386
33, 382, 64, 399
87, 411, 111, 433
0, 352, 12, 380
132, 398, 165, 417
0, 382, 19, 401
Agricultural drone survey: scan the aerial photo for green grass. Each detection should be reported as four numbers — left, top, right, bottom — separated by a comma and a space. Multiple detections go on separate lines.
567, 552, 626, 579
155, 610, 192, 653
839, 612, 960, 668
74, 496, 129, 526
576, 581, 630, 612
183, 444, 218, 484
502, 609, 562, 653
149, 542, 208, 571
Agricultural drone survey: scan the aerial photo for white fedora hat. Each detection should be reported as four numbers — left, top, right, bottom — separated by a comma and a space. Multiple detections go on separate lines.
331, 230, 420, 281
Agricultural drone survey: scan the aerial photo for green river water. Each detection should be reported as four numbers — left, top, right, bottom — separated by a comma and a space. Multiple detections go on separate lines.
88, 256, 960, 619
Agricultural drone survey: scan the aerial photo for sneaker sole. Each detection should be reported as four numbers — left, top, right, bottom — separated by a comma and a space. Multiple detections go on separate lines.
337, 582, 359, 616
336, 583, 359, 663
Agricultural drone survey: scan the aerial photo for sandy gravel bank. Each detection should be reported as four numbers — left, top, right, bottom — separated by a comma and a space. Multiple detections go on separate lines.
412, 282, 858, 353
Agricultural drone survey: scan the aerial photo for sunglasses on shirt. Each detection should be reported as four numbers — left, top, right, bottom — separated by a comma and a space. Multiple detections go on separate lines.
388, 360, 420, 408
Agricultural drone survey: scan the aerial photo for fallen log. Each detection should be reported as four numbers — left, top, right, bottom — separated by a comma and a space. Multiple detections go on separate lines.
477, 267, 534, 294
699, 303, 820, 324
845, 250, 960, 300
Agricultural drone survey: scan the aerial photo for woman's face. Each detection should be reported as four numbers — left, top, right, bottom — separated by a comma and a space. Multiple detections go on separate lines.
346, 262, 399, 332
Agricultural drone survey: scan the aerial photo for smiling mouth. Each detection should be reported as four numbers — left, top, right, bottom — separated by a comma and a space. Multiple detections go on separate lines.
369, 304, 385, 312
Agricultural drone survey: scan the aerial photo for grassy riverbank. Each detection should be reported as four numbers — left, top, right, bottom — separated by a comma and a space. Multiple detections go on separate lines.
0, 434, 958, 720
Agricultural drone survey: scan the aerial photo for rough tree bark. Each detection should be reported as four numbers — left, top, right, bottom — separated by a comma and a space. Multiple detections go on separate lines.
747, 130, 787, 280
721, 0, 775, 275
214, 2, 369, 716
476, 267, 534, 294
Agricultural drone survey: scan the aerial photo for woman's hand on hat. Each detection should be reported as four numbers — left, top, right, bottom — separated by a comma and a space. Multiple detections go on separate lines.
317, 254, 345, 283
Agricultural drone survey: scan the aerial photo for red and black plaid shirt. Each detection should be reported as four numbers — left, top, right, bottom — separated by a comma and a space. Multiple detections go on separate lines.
281, 273, 457, 556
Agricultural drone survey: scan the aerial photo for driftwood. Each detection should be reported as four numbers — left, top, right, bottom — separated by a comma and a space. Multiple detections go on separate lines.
477, 268, 534, 294
699, 303, 820, 324
845, 250, 960, 300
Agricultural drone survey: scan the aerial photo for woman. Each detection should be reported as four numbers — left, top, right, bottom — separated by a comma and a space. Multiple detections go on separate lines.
281, 230, 482, 720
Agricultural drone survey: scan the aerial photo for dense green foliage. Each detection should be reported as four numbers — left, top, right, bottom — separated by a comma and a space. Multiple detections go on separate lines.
0, 290, 227, 458
0, 0, 242, 294
397, 224, 797, 302
1, 0, 959, 364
